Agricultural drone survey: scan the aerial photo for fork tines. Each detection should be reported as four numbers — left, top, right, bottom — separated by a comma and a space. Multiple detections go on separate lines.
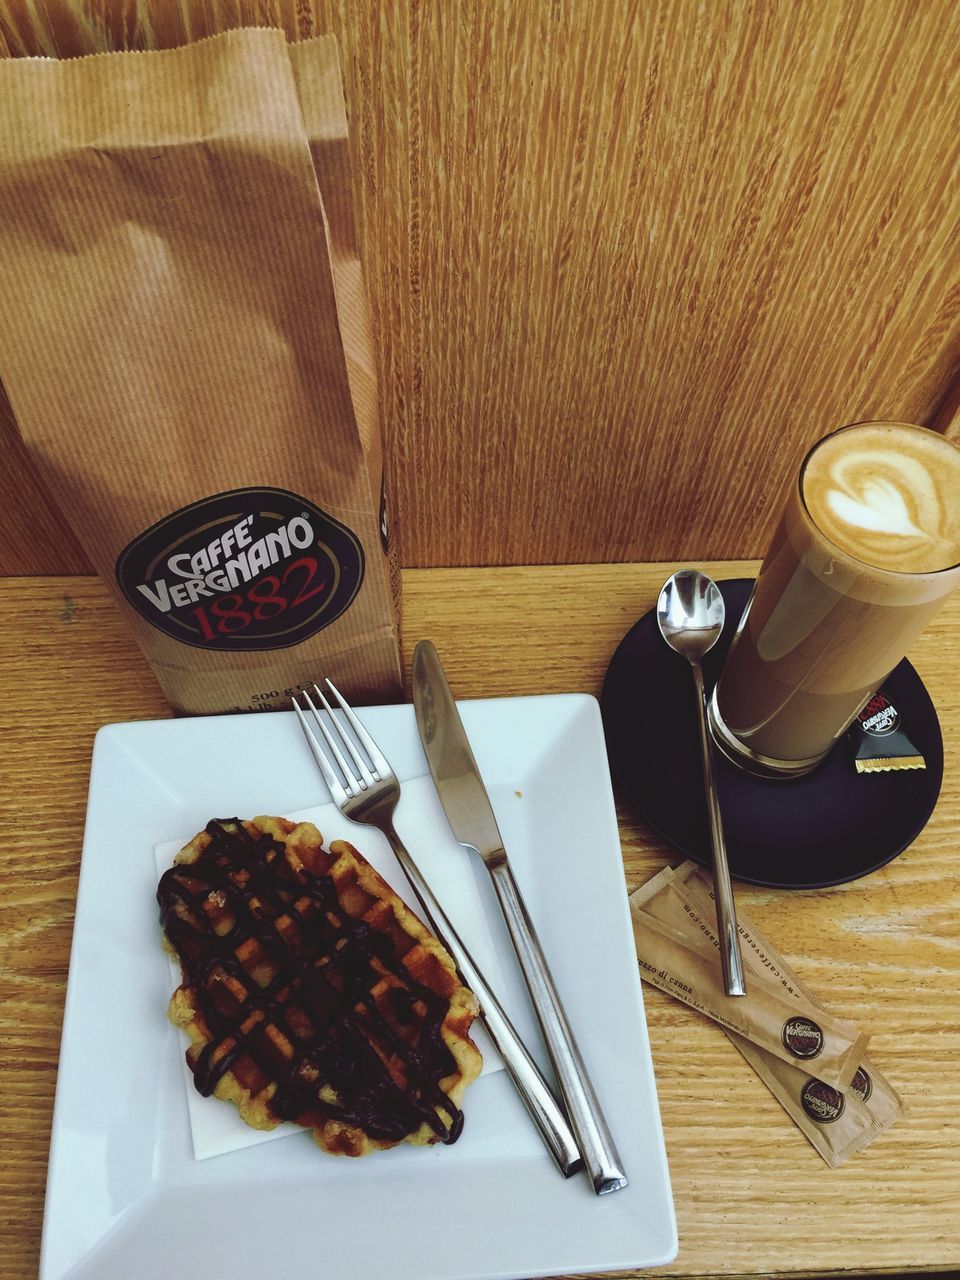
291, 680, 390, 803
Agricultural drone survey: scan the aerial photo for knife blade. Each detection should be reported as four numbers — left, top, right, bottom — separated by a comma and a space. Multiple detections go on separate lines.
412, 639, 628, 1196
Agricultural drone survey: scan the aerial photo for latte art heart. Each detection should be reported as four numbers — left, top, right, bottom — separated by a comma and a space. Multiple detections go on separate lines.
802, 424, 960, 574
826, 479, 927, 540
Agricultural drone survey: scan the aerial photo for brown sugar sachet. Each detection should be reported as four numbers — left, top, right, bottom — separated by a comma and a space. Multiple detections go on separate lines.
633, 863, 903, 1165
669, 862, 905, 1118
631, 870, 869, 1090
0, 30, 401, 714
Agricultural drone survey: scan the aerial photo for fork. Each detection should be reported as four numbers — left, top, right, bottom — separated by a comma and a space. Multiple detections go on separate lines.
291, 680, 583, 1178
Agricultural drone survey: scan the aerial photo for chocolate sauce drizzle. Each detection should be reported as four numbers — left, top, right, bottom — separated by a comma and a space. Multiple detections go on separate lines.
157, 819, 464, 1144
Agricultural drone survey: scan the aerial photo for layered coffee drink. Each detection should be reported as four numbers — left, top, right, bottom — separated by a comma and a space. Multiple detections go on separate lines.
710, 422, 960, 776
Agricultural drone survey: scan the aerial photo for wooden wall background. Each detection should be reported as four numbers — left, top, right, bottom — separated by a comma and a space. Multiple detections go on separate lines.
1, 0, 958, 575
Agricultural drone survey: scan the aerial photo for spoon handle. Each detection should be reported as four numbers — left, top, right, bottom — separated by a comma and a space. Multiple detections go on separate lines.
689, 660, 747, 997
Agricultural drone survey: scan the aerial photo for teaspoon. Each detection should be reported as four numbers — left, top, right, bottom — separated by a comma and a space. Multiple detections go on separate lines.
656, 569, 746, 997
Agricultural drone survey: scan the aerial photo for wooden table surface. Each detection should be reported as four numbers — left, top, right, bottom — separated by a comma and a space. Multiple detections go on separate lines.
2, 562, 958, 1280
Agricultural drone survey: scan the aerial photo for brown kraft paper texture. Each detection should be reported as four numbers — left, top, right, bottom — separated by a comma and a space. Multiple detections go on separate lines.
0, 28, 401, 714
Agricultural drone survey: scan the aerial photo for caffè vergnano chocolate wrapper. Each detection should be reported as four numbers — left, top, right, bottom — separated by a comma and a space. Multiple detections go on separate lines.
0, 30, 401, 714
851, 692, 925, 774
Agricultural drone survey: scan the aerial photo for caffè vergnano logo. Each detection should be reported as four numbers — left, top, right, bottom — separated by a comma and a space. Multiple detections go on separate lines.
781, 1016, 824, 1059
116, 487, 364, 651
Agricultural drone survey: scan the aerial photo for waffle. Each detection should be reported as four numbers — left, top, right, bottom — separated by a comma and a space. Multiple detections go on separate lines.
158, 816, 482, 1156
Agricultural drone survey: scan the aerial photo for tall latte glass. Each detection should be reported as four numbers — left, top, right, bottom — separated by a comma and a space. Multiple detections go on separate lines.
709, 421, 960, 777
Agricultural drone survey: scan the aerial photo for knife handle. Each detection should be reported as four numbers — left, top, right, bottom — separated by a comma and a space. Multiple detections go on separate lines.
488, 860, 628, 1196
384, 823, 583, 1178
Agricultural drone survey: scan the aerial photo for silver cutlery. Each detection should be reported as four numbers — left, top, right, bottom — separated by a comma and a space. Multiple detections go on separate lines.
411, 640, 628, 1197
656, 569, 746, 997
291, 680, 583, 1179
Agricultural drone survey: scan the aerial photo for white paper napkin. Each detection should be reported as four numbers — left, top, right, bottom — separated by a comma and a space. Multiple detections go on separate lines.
155, 775, 506, 1160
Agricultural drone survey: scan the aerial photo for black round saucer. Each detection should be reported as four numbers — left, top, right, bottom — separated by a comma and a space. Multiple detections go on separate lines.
600, 579, 944, 889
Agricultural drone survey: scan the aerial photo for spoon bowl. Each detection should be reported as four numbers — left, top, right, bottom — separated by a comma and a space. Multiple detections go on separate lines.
656, 569, 725, 661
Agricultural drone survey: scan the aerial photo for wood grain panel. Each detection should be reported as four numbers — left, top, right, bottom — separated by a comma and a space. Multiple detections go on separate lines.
0, 1, 959, 575
3, 562, 960, 1280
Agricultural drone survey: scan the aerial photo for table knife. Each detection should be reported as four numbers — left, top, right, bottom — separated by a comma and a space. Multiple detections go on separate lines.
411, 639, 628, 1196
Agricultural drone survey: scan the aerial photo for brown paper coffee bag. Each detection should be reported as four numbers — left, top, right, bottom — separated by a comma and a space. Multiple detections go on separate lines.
289, 35, 403, 624
0, 29, 401, 713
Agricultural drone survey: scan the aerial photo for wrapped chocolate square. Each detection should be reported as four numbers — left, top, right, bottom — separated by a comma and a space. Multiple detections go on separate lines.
0, 30, 401, 714
851, 691, 926, 773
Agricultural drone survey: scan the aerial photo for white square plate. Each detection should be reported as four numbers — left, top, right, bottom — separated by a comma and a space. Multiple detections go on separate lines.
41, 693, 677, 1280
